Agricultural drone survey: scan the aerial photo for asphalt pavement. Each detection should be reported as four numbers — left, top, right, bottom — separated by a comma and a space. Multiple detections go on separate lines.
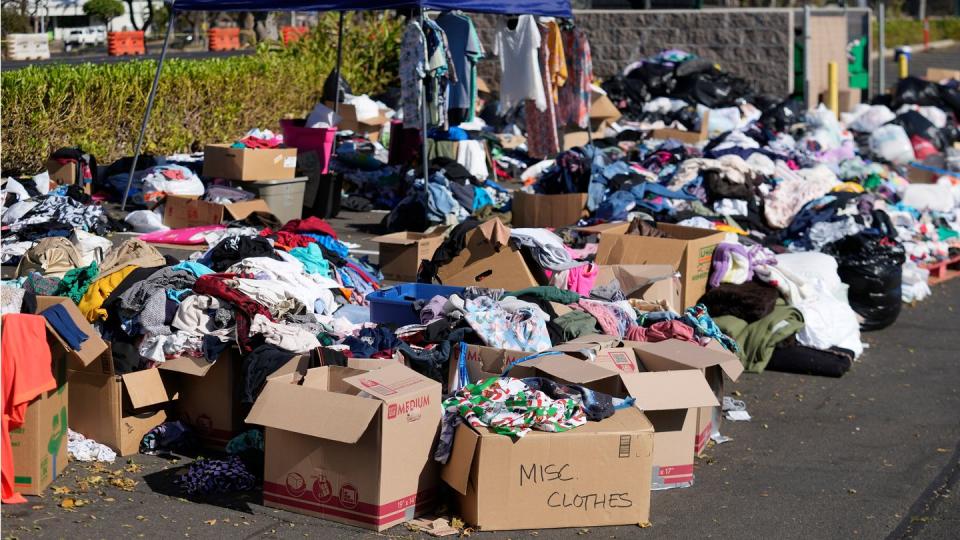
2, 208, 959, 540
878, 44, 960, 91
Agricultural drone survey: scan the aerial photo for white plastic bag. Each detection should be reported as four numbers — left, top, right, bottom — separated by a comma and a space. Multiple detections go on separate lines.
125, 209, 169, 233
869, 124, 916, 164
848, 105, 895, 132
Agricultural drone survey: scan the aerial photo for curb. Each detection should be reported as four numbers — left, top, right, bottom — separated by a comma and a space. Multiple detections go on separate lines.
871, 39, 957, 60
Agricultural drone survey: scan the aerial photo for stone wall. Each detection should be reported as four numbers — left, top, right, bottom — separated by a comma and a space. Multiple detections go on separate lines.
472, 9, 796, 96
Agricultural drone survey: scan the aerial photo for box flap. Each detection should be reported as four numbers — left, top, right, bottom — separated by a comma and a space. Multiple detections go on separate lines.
518, 354, 620, 385
341, 363, 437, 401
371, 232, 419, 246
596, 265, 676, 296
35, 296, 108, 367
121, 368, 171, 409
245, 378, 381, 443
634, 340, 743, 381
440, 423, 480, 495
224, 199, 271, 220
575, 222, 629, 235
595, 234, 687, 267
591, 93, 622, 122
621, 370, 719, 411
159, 356, 217, 377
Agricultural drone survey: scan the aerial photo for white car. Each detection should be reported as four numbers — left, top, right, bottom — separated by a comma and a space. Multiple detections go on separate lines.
64, 27, 106, 46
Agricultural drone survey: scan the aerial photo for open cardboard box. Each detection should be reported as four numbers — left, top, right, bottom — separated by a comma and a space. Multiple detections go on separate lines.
596, 264, 682, 313
324, 100, 390, 142
442, 406, 654, 531
247, 363, 441, 531
203, 144, 298, 181
512, 192, 588, 228
650, 110, 711, 144
10, 343, 69, 496
447, 343, 529, 389
436, 219, 540, 290
163, 195, 272, 229
160, 351, 246, 449
562, 89, 622, 149
372, 228, 449, 282
513, 346, 718, 490
595, 222, 725, 308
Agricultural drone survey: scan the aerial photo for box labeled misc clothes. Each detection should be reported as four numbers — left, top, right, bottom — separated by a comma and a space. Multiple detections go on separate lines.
442, 407, 654, 531
595, 222, 725, 308
372, 229, 448, 282
512, 192, 588, 229
247, 363, 441, 531
203, 144, 297, 181
163, 195, 272, 229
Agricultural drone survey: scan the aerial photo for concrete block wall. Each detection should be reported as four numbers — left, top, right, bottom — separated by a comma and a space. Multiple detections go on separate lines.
472, 9, 795, 97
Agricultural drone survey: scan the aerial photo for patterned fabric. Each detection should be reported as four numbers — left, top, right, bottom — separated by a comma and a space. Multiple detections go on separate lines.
443, 377, 587, 439
400, 21, 427, 129
524, 22, 561, 159
558, 27, 593, 129
683, 303, 740, 352
462, 296, 551, 352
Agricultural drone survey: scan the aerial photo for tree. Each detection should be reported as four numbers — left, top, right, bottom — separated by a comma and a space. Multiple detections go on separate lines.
122, 0, 157, 31
83, 0, 125, 30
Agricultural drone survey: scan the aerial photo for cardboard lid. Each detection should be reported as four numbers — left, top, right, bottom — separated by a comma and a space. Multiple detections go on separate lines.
342, 363, 438, 402
35, 296, 108, 367
620, 370, 719, 411
245, 371, 382, 443
516, 354, 621, 386
590, 93, 622, 122
121, 368, 172, 409
637, 339, 744, 381
160, 355, 218, 377
224, 199, 271, 220
440, 423, 481, 495
575, 222, 629, 235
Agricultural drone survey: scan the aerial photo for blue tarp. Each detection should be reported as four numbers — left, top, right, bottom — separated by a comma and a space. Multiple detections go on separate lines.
167, 0, 571, 17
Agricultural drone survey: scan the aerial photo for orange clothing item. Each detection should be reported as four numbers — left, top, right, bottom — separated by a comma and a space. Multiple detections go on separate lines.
2, 314, 56, 504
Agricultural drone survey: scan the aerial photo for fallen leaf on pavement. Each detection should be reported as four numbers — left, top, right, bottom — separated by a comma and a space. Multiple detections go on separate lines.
205, 519, 217, 526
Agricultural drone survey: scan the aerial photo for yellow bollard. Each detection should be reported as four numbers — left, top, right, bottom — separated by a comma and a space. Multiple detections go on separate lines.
898, 53, 909, 79
827, 62, 839, 119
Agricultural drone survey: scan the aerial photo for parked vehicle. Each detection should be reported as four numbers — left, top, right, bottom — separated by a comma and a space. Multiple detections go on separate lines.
63, 27, 106, 47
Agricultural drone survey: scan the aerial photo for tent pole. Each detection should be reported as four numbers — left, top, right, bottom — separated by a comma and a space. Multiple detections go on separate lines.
334, 11, 345, 114
419, 8, 429, 181
121, 7, 176, 212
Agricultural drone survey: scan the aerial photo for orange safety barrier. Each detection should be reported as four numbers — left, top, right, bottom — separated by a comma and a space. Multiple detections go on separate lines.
107, 31, 146, 56
208, 27, 241, 51
281, 26, 309, 46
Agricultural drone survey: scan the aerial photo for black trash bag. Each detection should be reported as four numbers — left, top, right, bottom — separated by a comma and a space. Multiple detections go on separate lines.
892, 110, 946, 150
823, 214, 905, 331
759, 98, 805, 132
938, 84, 960, 116
894, 76, 942, 108
674, 57, 715, 78
626, 62, 676, 98
322, 69, 352, 103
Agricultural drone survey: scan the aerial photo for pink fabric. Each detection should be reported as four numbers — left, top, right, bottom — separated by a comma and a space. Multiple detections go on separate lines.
567, 263, 599, 295
625, 320, 698, 343
141, 225, 225, 245
564, 243, 598, 260
577, 299, 620, 337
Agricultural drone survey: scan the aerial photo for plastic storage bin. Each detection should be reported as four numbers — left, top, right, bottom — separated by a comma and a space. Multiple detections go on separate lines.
368, 283, 465, 326
247, 177, 307, 225
279, 119, 337, 174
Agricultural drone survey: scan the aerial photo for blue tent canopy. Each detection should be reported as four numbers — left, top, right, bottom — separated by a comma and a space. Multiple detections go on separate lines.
166, 0, 572, 18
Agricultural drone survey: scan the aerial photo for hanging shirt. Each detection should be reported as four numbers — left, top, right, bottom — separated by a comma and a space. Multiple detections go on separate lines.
400, 21, 427, 129
558, 27, 593, 129
494, 15, 546, 112
436, 12, 485, 123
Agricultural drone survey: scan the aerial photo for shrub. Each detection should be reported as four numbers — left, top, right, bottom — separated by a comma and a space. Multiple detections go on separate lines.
875, 17, 960, 49
0, 12, 402, 174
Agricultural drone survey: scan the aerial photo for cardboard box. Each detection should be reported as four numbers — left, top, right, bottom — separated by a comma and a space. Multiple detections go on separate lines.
626, 340, 743, 456
203, 144, 297, 181
247, 364, 441, 531
46, 159, 83, 192
442, 407, 654, 530
436, 219, 540, 290
372, 230, 448, 282
515, 345, 719, 490
562, 91, 622, 149
596, 265, 682, 313
68, 346, 176, 456
163, 195, 272, 229
448, 343, 529, 387
650, 110, 711, 144
926, 67, 960, 82
162, 352, 245, 449
10, 348, 68, 496
595, 223, 725, 308
512, 192, 588, 228
324, 101, 390, 142
35, 296, 108, 368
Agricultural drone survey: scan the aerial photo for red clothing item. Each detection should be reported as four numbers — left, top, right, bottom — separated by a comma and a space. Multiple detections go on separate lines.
2, 314, 56, 504
258, 228, 315, 251
193, 273, 275, 353
280, 216, 337, 239
625, 320, 697, 344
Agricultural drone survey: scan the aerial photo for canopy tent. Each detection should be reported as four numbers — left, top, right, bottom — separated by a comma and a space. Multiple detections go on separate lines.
121, 0, 573, 209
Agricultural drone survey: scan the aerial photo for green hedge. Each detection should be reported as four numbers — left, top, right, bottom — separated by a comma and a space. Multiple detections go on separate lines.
1, 13, 402, 174
875, 17, 960, 49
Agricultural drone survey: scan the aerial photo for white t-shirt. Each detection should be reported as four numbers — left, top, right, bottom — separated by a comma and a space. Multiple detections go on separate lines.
494, 15, 546, 112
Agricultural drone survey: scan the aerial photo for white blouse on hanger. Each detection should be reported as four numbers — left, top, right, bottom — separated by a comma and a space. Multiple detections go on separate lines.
494, 14, 547, 112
